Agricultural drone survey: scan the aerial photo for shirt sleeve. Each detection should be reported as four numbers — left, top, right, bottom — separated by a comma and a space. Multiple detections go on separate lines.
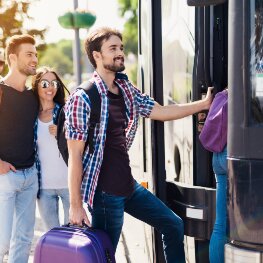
133, 85, 155, 118
65, 91, 90, 141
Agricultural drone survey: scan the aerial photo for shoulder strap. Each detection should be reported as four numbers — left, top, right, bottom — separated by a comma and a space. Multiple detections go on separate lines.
78, 81, 101, 154
79, 81, 101, 124
78, 80, 93, 90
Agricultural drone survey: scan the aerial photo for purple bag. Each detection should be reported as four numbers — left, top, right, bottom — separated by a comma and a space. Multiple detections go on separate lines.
199, 90, 228, 152
34, 225, 116, 263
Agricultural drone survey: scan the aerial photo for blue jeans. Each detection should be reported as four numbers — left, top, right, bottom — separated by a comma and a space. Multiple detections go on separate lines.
37, 188, 70, 231
89, 181, 185, 263
209, 146, 228, 263
0, 164, 38, 263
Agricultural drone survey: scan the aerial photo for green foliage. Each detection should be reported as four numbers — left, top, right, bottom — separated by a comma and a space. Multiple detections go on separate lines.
57, 40, 73, 61
38, 40, 73, 76
118, 0, 138, 55
0, 0, 46, 48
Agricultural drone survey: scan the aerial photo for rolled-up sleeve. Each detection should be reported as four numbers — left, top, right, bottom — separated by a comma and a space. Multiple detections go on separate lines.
134, 87, 155, 118
65, 91, 90, 142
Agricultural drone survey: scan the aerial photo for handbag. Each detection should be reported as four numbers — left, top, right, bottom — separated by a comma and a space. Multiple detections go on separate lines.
199, 90, 228, 152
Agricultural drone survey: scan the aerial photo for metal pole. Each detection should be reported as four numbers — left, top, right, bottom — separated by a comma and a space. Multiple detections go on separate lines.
84, 0, 93, 74
73, 0, 82, 85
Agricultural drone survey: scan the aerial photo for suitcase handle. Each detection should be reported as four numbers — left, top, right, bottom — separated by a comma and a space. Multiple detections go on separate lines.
63, 221, 93, 230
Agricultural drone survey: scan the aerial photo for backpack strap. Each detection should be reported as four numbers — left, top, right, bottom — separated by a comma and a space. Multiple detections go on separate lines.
78, 81, 101, 154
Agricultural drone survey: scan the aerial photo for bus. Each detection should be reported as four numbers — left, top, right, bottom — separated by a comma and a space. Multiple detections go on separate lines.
136, 0, 263, 262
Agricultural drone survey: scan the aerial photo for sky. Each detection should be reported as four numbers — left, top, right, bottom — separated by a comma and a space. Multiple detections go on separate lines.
24, 0, 125, 43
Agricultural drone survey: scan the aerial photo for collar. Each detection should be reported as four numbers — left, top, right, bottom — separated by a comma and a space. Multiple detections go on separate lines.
92, 71, 129, 95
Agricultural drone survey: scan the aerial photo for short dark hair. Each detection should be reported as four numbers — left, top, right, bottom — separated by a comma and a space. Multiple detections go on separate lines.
32, 66, 70, 107
5, 34, 35, 66
84, 27, 122, 68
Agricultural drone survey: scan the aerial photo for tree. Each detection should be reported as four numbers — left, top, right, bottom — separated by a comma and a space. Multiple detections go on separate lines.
118, 0, 138, 55
0, 0, 46, 48
118, 0, 138, 84
39, 41, 73, 77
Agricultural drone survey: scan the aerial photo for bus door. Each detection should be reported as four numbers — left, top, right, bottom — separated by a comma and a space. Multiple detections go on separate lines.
138, 0, 229, 262
162, 0, 228, 262
225, 0, 263, 261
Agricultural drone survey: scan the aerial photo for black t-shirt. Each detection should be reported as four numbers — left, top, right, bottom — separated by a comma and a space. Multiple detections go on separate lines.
0, 84, 38, 169
97, 90, 134, 196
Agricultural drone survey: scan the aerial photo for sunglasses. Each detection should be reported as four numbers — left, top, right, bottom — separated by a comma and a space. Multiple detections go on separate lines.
40, 79, 60, 89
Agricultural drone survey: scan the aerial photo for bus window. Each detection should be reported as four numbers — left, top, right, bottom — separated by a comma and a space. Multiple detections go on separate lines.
161, 1, 195, 184
250, 0, 263, 124
162, 1, 195, 104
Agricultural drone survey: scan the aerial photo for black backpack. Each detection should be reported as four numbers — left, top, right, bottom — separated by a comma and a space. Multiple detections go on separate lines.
56, 81, 101, 165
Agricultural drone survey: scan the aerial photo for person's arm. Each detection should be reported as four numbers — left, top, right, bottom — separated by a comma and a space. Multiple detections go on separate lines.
149, 87, 213, 121
0, 159, 16, 175
64, 90, 91, 226
67, 139, 91, 226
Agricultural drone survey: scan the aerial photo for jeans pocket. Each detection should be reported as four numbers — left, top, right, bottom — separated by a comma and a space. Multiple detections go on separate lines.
0, 170, 15, 191
0, 169, 11, 176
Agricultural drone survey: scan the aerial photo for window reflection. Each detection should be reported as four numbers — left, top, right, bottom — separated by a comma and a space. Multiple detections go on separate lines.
162, 0, 195, 104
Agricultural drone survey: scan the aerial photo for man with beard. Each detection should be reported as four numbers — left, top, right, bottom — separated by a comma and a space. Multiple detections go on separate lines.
65, 27, 213, 263
0, 34, 38, 263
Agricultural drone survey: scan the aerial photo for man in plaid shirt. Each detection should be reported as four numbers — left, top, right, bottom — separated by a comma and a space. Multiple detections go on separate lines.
65, 27, 213, 263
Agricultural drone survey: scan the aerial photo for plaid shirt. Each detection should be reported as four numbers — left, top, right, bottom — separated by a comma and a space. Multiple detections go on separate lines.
34, 103, 61, 197
65, 71, 155, 208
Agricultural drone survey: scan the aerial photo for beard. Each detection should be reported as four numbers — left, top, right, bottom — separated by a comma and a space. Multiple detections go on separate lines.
101, 55, 125, 72
103, 63, 125, 72
18, 63, 36, 76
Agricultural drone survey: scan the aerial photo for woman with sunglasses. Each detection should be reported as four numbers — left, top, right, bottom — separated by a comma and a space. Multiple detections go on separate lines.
32, 66, 70, 230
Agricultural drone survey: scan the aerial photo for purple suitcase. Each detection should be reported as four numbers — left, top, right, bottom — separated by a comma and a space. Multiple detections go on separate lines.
34, 225, 115, 263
